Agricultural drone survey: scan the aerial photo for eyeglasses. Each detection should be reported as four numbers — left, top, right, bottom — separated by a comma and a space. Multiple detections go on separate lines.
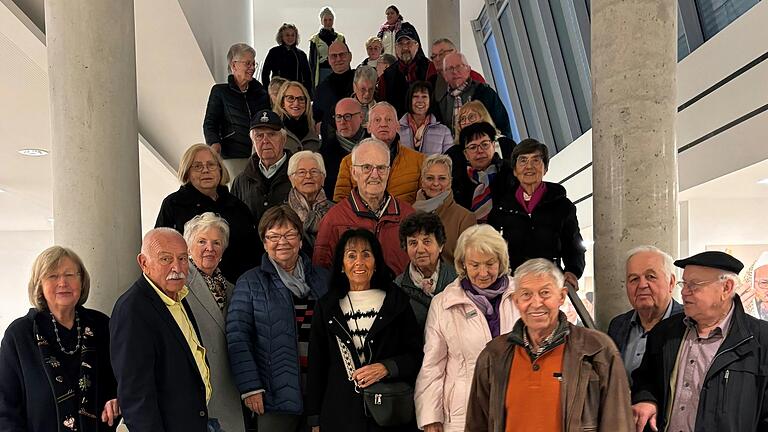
253, 130, 280, 140
516, 155, 544, 166
334, 112, 362, 122
353, 164, 390, 175
464, 140, 493, 153
675, 277, 725, 292
329, 52, 350, 60
458, 112, 480, 125
444, 64, 467, 74
190, 161, 220, 172
283, 95, 307, 104
430, 48, 455, 61
292, 169, 322, 178
264, 230, 300, 243
44, 272, 81, 282
757, 278, 768, 289
397, 39, 416, 47
234, 60, 257, 68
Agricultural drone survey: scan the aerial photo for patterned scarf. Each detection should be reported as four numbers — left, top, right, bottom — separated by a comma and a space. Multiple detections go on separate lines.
191, 260, 228, 310
336, 128, 365, 153
468, 164, 497, 222
409, 261, 441, 296
450, 79, 471, 126
34, 309, 100, 432
378, 19, 402, 37
287, 187, 333, 240
407, 114, 429, 150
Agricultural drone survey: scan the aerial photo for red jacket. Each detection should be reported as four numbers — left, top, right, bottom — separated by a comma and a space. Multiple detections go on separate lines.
313, 189, 414, 274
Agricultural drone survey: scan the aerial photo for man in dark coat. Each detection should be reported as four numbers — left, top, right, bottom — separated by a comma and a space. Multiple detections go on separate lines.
110, 228, 212, 432
376, 23, 437, 116
320, 97, 369, 196
313, 40, 354, 128
632, 251, 768, 432
231, 110, 293, 221
607, 246, 683, 380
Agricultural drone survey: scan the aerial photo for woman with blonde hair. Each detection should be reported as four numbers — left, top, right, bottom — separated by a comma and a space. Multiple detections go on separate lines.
272, 81, 320, 152
262, 23, 313, 96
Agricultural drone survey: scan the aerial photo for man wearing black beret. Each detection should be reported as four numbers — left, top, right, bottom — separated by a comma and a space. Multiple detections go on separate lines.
631, 251, 768, 432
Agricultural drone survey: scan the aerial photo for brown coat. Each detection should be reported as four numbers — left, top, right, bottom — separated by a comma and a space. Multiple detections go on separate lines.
465, 323, 633, 432
414, 190, 476, 265
333, 143, 425, 204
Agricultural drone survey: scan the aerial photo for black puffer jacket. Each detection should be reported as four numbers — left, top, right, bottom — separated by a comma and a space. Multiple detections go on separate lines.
487, 177, 586, 277
203, 75, 269, 159
230, 151, 293, 221
261, 45, 313, 96
155, 183, 261, 282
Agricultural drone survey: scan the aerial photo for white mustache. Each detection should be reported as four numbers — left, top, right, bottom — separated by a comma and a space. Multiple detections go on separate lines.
166, 271, 186, 281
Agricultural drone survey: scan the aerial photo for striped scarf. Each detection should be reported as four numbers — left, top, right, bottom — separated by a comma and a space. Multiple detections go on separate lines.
450, 80, 470, 127
468, 164, 497, 222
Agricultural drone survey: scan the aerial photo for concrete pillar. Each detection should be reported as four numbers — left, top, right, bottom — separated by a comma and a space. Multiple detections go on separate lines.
427, 0, 461, 49
46, 0, 142, 315
591, 0, 679, 329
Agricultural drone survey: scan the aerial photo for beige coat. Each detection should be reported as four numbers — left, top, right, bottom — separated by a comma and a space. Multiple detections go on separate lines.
415, 190, 477, 265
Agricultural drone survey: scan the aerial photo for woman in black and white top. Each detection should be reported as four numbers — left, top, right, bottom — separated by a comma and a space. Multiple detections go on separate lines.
306, 229, 422, 432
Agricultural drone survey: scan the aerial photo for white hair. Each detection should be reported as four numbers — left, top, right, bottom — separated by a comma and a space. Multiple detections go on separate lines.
421, 154, 453, 179
626, 245, 675, 278
513, 258, 565, 290
141, 227, 184, 255
368, 101, 398, 119
287, 150, 326, 177
454, 225, 510, 279
183, 212, 231, 251
351, 138, 389, 165
442, 52, 469, 71
354, 66, 378, 85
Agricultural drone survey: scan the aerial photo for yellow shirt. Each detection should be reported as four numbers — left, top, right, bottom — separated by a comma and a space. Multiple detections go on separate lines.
146, 275, 212, 403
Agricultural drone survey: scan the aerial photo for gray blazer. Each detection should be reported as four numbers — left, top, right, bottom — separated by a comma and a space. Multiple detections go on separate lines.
186, 266, 243, 432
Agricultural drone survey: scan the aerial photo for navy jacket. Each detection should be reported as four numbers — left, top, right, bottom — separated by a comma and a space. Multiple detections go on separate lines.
226, 253, 329, 414
607, 299, 683, 356
110, 276, 209, 432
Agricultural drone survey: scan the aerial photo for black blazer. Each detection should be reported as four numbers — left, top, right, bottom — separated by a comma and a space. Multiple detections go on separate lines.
110, 276, 209, 432
607, 299, 683, 355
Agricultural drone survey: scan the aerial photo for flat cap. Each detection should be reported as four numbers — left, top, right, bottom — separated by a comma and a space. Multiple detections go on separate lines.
249, 109, 283, 131
674, 251, 744, 274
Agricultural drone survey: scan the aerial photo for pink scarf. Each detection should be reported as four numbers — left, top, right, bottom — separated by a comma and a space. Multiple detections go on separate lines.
515, 183, 547, 214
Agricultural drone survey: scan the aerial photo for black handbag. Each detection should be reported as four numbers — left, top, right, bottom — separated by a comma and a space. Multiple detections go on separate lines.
335, 335, 415, 427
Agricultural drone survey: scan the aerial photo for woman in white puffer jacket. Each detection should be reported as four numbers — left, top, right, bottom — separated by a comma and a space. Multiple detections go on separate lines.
414, 225, 520, 432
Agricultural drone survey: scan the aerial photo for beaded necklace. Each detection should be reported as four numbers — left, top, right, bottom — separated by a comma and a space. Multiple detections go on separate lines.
50, 311, 81, 355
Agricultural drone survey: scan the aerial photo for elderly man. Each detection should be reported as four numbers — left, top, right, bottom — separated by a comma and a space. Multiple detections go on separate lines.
436, 52, 511, 137
632, 251, 768, 432
466, 258, 633, 431
352, 66, 378, 127
312, 40, 355, 127
333, 102, 424, 203
320, 98, 369, 197
745, 251, 768, 319
231, 109, 293, 221
607, 246, 683, 378
376, 53, 397, 78
377, 25, 437, 116
111, 228, 214, 432
314, 138, 414, 274
429, 38, 485, 103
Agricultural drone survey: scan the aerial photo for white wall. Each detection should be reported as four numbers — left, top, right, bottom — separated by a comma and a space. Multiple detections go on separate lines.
460, 0, 484, 71
0, 230, 53, 336
686, 197, 768, 256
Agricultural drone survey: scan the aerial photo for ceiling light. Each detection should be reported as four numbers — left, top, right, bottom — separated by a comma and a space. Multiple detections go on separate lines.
758, 178, 768, 185
18, 148, 49, 157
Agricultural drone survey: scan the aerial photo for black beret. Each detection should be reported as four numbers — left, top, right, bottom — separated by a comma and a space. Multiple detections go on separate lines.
674, 251, 744, 274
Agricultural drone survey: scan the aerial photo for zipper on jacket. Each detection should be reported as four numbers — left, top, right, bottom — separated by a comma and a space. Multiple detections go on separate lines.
712, 335, 753, 363
721, 369, 730, 414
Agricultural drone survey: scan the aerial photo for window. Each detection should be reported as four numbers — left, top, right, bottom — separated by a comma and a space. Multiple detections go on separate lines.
695, 0, 759, 39
484, 33, 521, 142
678, 6, 692, 61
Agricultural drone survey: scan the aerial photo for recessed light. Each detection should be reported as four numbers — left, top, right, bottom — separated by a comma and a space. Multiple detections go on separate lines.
758, 178, 768, 185
18, 148, 49, 157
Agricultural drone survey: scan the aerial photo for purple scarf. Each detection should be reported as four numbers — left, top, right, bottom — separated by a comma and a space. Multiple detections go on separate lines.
460, 276, 509, 338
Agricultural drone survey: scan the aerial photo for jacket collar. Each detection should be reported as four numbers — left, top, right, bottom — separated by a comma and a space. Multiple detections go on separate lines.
176, 183, 233, 206
242, 149, 293, 181
705, 295, 757, 380
348, 188, 402, 220
227, 74, 264, 94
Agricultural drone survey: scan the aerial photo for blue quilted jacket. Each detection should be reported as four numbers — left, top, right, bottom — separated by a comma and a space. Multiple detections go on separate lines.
226, 253, 329, 414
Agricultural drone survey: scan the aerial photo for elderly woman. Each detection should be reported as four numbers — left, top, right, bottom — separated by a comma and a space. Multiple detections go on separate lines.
307, 229, 422, 431
488, 138, 586, 289
227, 205, 329, 431
309, 7, 345, 90
203, 43, 270, 177
287, 151, 334, 254
360, 36, 383, 68
377, 5, 404, 55
414, 225, 519, 432
156, 143, 261, 282
451, 122, 509, 222
452, 101, 516, 157
465, 259, 633, 431
0, 247, 119, 431
261, 23, 313, 96
181, 213, 243, 431
398, 81, 453, 155
353, 66, 378, 127
273, 81, 320, 152
395, 212, 457, 331
413, 154, 475, 264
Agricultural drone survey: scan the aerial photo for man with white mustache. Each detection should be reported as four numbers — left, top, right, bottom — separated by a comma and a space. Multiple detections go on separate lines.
111, 228, 216, 431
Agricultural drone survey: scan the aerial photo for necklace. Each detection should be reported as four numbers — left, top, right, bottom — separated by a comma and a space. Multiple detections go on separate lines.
51, 311, 81, 355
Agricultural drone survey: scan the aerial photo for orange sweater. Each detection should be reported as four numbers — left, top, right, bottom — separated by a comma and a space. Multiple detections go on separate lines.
505, 344, 565, 432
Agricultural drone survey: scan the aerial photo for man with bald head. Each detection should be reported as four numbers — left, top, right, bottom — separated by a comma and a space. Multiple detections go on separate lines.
313, 138, 414, 274
435, 52, 511, 137
312, 40, 355, 128
333, 102, 424, 204
111, 228, 216, 432
320, 97, 369, 196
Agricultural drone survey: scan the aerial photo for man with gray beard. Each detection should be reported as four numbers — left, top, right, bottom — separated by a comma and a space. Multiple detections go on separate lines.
111, 228, 216, 432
